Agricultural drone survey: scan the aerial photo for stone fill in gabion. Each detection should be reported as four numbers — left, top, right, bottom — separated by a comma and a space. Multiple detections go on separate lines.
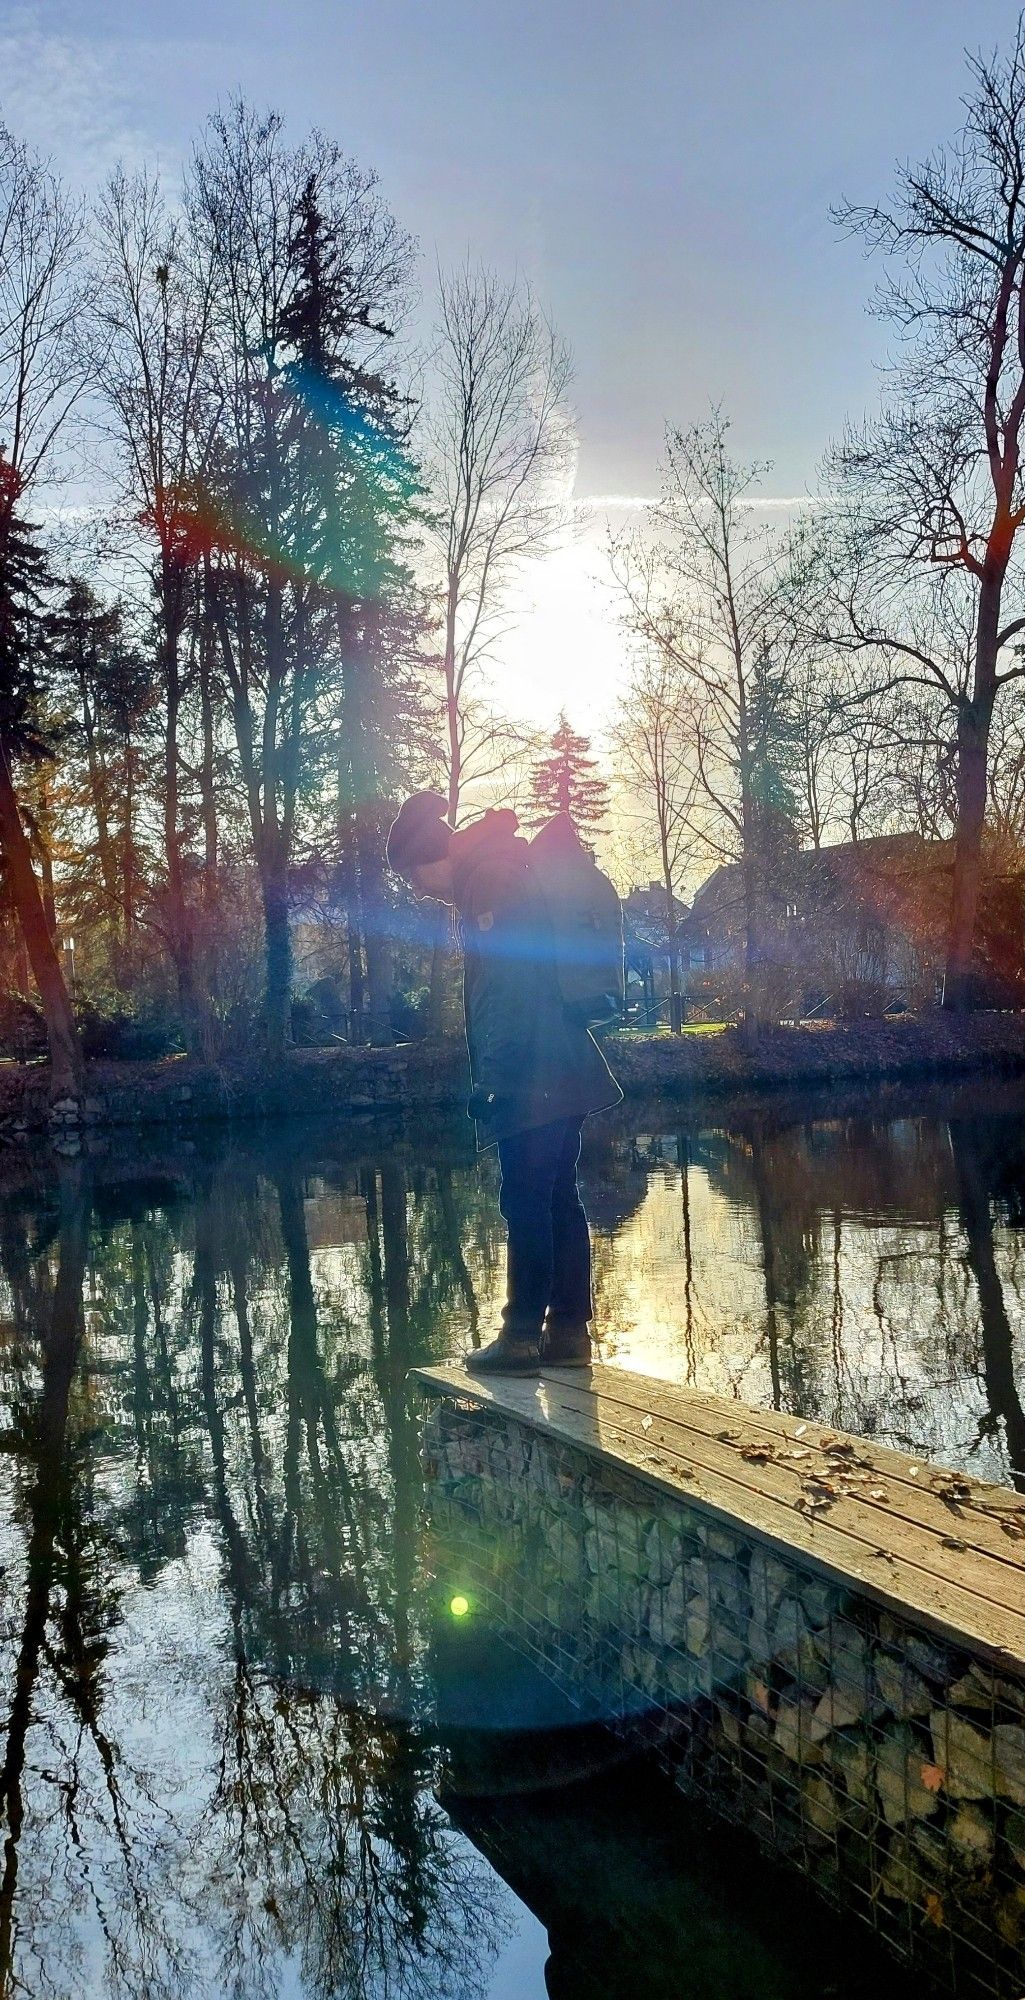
421, 1396, 1025, 2000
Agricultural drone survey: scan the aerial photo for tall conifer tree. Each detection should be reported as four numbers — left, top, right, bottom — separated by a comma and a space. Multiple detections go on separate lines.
528, 712, 609, 832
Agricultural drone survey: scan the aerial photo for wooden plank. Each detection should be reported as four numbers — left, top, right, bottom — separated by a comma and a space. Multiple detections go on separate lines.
565, 1369, 1025, 1581
418, 1361, 1025, 1662
413, 1363, 1025, 1667
573, 1366, 1025, 1569
525, 1377, 1022, 1620
417, 1360, 1025, 1596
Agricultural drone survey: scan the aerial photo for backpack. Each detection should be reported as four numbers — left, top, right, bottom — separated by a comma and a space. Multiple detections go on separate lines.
529, 816, 625, 1027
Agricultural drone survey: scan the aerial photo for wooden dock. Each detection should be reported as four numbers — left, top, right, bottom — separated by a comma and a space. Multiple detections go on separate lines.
415, 1360, 1025, 1998
415, 1361, 1025, 1670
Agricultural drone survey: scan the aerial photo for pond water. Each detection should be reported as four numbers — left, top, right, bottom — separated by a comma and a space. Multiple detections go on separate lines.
0, 1078, 1023, 1999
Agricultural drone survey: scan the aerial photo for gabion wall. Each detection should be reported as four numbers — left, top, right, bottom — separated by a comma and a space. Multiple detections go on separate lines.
421, 1396, 1025, 1999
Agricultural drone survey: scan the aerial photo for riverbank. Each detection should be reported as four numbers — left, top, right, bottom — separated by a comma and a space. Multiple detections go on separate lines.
6, 1010, 1025, 1145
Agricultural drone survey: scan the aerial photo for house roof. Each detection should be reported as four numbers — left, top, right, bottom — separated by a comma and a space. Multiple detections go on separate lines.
683, 833, 954, 949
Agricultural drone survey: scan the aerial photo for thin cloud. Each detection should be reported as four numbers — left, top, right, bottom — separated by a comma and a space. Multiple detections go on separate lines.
575, 492, 829, 513
0, 12, 181, 182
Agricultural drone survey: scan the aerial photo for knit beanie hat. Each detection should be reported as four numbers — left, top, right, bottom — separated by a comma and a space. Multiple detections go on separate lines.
386, 791, 451, 878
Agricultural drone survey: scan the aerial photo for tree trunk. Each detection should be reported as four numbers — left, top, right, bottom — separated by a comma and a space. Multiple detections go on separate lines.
945, 567, 1001, 1012
11, 928, 29, 998
357, 608, 393, 1049
79, 678, 119, 925
121, 729, 136, 946
444, 590, 462, 827
736, 668, 762, 1050
740, 822, 763, 1051
426, 595, 463, 1039
335, 614, 366, 1045
199, 573, 218, 907
748, 1122, 782, 1410
944, 699, 992, 1010
660, 834, 682, 1033
345, 605, 392, 1048
357, 805, 392, 1047
0, 743, 83, 1099
161, 572, 209, 1055
950, 1119, 1025, 1492
377, 1161, 416, 1670
0, 1172, 88, 1973
36, 832, 58, 947
261, 846, 293, 1054
346, 899, 366, 1045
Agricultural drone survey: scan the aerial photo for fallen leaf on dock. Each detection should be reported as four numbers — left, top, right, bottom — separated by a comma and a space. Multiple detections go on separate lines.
640, 1415, 653, 1431
819, 1434, 856, 1458
716, 1428, 742, 1442
868, 1488, 890, 1502
796, 1474, 837, 1515
940, 1535, 967, 1551
931, 1471, 973, 1504
740, 1442, 776, 1463
786, 1446, 812, 1461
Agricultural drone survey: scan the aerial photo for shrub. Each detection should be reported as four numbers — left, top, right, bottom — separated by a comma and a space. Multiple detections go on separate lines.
837, 978, 889, 1020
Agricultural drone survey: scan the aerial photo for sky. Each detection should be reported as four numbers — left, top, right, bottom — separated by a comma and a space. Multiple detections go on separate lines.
1, 0, 1021, 727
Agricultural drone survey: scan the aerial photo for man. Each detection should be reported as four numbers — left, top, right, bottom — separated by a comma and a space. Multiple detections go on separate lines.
387, 791, 621, 1374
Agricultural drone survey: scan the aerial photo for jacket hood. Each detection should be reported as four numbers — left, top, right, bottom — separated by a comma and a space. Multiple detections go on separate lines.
450, 809, 526, 906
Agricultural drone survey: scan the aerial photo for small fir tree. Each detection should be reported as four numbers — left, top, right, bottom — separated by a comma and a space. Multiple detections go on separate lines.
746, 641, 801, 868
528, 712, 609, 832
0, 457, 53, 766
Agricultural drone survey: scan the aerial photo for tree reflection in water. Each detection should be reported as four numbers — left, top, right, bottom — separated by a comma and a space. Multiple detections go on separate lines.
0, 1132, 509, 2000
0, 1088, 1021, 1995
591, 1083, 1025, 1488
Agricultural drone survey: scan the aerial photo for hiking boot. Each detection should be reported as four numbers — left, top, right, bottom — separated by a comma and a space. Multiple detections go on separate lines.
541, 1317, 593, 1367
464, 1334, 542, 1376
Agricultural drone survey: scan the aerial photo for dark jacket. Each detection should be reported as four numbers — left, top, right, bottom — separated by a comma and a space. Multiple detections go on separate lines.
451, 813, 622, 1148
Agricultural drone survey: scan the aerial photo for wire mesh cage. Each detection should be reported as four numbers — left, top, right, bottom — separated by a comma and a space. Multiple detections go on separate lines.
419, 1391, 1025, 2000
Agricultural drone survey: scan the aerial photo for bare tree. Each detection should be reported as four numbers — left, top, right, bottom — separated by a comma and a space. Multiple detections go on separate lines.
0, 126, 89, 490
426, 261, 573, 823
827, 19, 1025, 1007
91, 165, 219, 1054
0, 124, 87, 1097
611, 645, 698, 1030
612, 409, 793, 1043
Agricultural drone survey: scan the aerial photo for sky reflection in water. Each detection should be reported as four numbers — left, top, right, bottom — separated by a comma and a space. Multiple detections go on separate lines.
0, 1081, 1021, 1999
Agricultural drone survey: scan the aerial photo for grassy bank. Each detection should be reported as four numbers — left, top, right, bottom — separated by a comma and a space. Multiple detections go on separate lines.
5, 1012, 1025, 1147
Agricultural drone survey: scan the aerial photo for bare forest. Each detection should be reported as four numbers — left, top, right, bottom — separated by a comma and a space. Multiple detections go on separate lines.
6, 30, 1025, 1088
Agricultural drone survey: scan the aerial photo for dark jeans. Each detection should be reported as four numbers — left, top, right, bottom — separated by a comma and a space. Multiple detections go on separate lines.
497, 1118, 592, 1341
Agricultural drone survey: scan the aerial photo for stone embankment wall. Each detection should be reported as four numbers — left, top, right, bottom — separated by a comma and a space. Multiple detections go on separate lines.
7, 1011, 1025, 1142
610, 1013, 1025, 1098
422, 1399, 1025, 1999
0, 1041, 469, 1146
